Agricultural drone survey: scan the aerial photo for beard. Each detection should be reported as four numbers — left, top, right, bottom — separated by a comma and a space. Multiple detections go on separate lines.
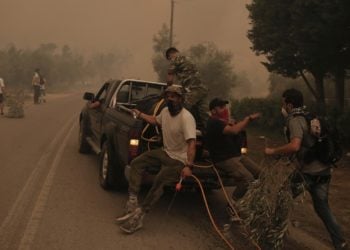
167, 101, 183, 116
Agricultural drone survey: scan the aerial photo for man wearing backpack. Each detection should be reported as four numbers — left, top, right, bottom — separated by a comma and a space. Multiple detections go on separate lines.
265, 88, 347, 250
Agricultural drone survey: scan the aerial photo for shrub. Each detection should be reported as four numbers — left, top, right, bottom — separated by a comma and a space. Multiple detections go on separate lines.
231, 97, 284, 130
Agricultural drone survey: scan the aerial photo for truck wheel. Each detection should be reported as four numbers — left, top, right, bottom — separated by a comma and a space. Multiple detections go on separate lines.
78, 120, 91, 154
99, 141, 127, 190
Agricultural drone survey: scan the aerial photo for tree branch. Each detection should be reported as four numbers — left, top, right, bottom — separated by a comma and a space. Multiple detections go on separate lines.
299, 70, 318, 100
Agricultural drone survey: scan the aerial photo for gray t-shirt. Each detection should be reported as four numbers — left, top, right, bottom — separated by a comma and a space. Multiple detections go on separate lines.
156, 107, 196, 164
287, 115, 330, 174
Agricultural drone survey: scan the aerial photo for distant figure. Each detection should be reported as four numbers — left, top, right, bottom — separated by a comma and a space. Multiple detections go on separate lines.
0, 77, 5, 115
39, 76, 46, 103
165, 47, 209, 131
32, 69, 41, 104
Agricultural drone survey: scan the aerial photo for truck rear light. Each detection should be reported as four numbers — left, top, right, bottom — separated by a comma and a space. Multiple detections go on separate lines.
130, 139, 139, 146
128, 129, 140, 162
240, 130, 248, 155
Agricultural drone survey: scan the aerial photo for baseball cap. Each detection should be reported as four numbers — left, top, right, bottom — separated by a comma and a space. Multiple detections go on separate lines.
209, 98, 229, 110
164, 85, 183, 96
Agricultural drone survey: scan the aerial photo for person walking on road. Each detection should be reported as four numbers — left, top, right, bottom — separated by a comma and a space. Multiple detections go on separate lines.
116, 85, 197, 234
265, 88, 347, 250
39, 76, 46, 103
0, 77, 5, 115
32, 68, 41, 104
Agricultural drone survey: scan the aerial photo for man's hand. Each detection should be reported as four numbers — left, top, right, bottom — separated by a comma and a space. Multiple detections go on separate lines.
249, 112, 262, 121
265, 147, 275, 155
181, 166, 192, 177
131, 109, 142, 118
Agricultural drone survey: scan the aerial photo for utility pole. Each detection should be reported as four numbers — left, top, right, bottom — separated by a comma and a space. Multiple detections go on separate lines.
169, 0, 175, 47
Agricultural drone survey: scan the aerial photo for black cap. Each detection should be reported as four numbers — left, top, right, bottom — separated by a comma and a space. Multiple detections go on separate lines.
209, 98, 229, 110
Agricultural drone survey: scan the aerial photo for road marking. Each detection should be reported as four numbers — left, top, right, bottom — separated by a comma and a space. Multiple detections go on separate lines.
18, 121, 77, 250
0, 114, 77, 249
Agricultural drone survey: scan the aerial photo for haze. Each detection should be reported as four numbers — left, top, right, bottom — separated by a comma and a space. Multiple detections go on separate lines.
0, 0, 268, 96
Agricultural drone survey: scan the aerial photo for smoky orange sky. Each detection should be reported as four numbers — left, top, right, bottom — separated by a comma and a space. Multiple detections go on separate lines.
0, 0, 269, 96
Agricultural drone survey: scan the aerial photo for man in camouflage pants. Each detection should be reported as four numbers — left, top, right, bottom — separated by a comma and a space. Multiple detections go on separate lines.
116, 85, 196, 234
165, 47, 209, 131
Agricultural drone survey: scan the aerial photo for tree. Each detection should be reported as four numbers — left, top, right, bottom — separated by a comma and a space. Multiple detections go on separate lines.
151, 25, 237, 99
247, 0, 350, 114
0, 43, 130, 90
151, 24, 175, 82
187, 42, 237, 100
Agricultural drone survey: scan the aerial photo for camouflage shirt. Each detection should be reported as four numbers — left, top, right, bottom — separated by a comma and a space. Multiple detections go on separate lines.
168, 55, 203, 89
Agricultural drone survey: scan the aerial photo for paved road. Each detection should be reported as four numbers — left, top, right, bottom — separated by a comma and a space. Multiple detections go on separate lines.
0, 91, 332, 250
0, 92, 237, 250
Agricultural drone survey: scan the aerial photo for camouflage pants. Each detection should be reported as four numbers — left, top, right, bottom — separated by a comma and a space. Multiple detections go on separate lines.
128, 148, 183, 212
215, 155, 261, 201
183, 86, 209, 131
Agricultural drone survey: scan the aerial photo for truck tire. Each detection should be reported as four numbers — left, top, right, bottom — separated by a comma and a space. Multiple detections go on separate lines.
99, 141, 127, 190
78, 120, 92, 154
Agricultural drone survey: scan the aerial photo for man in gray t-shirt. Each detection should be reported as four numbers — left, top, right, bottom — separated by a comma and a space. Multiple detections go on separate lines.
265, 88, 347, 249
116, 85, 197, 234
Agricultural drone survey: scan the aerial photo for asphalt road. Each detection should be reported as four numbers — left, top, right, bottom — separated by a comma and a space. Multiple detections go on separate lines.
0, 91, 334, 250
0, 92, 238, 250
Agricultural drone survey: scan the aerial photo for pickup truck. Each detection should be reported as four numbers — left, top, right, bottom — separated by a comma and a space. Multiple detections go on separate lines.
79, 79, 233, 190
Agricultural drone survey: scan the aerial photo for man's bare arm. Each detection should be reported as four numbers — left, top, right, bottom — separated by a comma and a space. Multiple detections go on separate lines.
133, 109, 158, 125
265, 137, 302, 155
182, 138, 196, 177
223, 113, 261, 135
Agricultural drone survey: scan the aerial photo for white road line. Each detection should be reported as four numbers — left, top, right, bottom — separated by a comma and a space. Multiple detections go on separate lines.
0, 114, 77, 249
18, 121, 77, 250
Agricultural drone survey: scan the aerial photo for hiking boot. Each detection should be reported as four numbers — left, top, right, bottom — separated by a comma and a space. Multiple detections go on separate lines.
115, 200, 138, 224
119, 208, 145, 234
337, 242, 348, 250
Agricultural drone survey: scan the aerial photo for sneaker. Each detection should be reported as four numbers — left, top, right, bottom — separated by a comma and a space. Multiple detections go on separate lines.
115, 200, 139, 224
119, 208, 144, 234
337, 242, 348, 250
226, 204, 241, 223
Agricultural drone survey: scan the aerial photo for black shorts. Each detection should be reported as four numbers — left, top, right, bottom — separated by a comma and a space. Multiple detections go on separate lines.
0, 94, 3, 103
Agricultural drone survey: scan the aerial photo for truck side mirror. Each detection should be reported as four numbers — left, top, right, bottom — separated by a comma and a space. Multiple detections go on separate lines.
83, 92, 95, 101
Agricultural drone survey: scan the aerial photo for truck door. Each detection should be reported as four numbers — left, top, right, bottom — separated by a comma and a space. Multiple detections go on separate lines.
89, 82, 110, 141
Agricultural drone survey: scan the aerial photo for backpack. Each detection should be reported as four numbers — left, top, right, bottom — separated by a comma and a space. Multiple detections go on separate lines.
301, 113, 343, 165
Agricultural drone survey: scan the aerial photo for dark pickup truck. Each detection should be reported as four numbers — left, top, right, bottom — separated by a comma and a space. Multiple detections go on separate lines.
79, 79, 233, 190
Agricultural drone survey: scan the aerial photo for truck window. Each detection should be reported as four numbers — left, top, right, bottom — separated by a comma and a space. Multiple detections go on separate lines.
147, 85, 164, 96
130, 82, 147, 103
117, 83, 130, 103
95, 82, 110, 104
